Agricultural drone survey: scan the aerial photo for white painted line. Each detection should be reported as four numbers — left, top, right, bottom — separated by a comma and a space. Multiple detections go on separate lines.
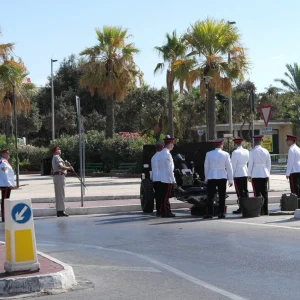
71, 264, 161, 272
219, 219, 300, 230
39, 241, 248, 300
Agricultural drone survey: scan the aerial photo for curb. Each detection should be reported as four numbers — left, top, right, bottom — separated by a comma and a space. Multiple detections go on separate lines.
32, 196, 283, 217
31, 195, 140, 203
0, 250, 76, 296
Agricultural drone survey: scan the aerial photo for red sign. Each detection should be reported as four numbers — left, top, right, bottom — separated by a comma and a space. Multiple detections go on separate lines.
260, 106, 272, 126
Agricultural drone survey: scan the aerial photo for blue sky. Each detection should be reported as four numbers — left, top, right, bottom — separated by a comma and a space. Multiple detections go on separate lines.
1, 0, 299, 92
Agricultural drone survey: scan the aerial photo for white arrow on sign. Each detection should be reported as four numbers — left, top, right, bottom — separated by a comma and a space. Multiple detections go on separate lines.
15, 206, 28, 221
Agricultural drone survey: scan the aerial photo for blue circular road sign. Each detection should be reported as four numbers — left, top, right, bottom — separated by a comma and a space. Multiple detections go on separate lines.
11, 203, 32, 224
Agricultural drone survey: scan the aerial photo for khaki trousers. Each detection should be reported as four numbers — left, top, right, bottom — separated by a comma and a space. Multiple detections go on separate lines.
53, 175, 65, 211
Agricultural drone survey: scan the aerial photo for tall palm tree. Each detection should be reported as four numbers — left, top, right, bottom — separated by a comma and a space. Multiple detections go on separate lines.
80, 26, 142, 138
154, 31, 192, 137
185, 18, 248, 140
0, 28, 30, 137
275, 63, 300, 93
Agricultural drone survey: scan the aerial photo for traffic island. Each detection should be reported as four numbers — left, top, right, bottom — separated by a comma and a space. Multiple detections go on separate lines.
0, 243, 76, 296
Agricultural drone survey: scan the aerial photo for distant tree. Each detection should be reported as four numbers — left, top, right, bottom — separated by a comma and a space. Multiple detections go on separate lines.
80, 26, 142, 138
184, 18, 249, 139
275, 63, 300, 93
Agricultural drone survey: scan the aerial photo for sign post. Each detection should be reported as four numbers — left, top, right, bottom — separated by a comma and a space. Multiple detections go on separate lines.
4, 198, 40, 273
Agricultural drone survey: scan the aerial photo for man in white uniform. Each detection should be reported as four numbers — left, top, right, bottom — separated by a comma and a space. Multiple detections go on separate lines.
151, 141, 164, 216
231, 137, 249, 214
204, 139, 233, 219
153, 135, 176, 218
285, 135, 300, 197
0, 149, 17, 222
248, 135, 271, 215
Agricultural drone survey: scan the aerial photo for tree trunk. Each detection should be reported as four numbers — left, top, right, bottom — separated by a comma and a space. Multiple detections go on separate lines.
4, 117, 13, 139
168, 90, 174, 137
105, 96, 115, 138
166, 71, 174, 137
207, 87, 216, 140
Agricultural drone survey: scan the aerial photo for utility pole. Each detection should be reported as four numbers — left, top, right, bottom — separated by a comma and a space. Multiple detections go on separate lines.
228, 21, 236, 135
51, 59, 57, 140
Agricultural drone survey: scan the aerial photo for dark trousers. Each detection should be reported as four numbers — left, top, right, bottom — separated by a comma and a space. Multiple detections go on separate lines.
289, 173, 300, 197
154, 182, 172, 215
153, 182, 162, 213
251, 178, 268, 213
0, 187, 11, 222
206, 179, 227, 216
234, 177, 249, 199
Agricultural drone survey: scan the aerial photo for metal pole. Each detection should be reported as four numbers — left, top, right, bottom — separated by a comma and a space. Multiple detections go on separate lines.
205, 79, 209, 141
76, 96, 84, 206
13, 85, 19, 186
251, 111, 254, 148
227, 21, 236, 135
51, 60, 54, 140
81, 117, 86, 196
228, 52, 233, 134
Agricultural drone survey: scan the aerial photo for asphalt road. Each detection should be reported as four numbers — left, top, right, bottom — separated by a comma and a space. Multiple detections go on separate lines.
2, 204, 300, 300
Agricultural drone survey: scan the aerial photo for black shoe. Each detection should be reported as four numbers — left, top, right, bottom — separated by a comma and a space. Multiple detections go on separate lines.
218, 213, 226, 219
57, 211, 69, 217
233, 208, 242, 214
156, 212, 161, 217
161, 212, 176, 218
203, 215, 213, 219
264, 211, 269, 216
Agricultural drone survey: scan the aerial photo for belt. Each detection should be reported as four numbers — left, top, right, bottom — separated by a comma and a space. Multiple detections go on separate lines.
210, 168, 225, 170
236, 164, 246, 167
254, 164, 265, 167
53, 172, 66, 176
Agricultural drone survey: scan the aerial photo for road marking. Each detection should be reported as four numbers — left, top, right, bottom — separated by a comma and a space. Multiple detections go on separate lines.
71, 264, 161, 272
38, 241, 248, 300
220, 219, 300, 230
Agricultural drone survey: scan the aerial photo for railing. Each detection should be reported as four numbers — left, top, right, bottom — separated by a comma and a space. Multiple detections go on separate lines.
270, 154, 288, 172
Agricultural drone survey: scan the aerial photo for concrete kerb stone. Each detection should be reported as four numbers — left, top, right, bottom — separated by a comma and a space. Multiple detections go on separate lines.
31, 195, 140, 203
32, 195, 283, 217
0, 244, 76, 297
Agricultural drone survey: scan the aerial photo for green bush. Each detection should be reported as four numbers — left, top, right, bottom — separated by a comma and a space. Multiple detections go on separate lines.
18, 145, 49, 171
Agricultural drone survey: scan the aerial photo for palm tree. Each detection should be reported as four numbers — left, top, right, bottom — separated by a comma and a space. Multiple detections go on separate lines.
275, 63, 300, 93
184, 18, 248, 140
154, 31, 193, 137
80, 26, 142, 138
0, 28, 31, 137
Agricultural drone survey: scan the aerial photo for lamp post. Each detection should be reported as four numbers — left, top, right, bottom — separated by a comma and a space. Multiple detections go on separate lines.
51, 59, 58, 140
204, 76, 212, 141
228, 21, 236, 135
13, 84, 19, 187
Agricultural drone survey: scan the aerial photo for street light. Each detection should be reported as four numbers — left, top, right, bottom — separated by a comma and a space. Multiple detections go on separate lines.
51, 59, 58, 140
204, 76, 212, 141
228, 21, 236, 135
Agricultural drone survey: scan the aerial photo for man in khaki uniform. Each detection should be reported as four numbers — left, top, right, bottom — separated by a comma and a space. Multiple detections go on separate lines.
51, 146, 73, 217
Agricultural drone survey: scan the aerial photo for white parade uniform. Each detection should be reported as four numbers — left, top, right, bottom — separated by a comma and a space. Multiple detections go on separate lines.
248, 146, 271, 178
204, 148, 233, 184
0, 159, 15, 187
286, 143, 300, 176
231, 146, 249, 178
150, 152, 160, 182
153, 148, 176, 184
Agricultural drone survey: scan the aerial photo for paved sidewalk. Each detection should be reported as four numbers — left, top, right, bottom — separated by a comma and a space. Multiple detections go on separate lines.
3, 173, 290, 217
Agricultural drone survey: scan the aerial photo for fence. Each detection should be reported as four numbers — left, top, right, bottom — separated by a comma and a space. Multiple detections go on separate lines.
270, 154, 288, 173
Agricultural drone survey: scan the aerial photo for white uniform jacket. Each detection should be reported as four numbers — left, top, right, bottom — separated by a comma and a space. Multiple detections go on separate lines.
150, 152, 160, 182
286, 143, 300, 176
152, 148, 176, 184
0, 159, 15, 187
231, 146, 249, 178
248, 145, 271, 178
204, 148, 233, 184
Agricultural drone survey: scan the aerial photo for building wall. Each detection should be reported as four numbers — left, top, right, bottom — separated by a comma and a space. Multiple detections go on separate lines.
279, 125, 293, 153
